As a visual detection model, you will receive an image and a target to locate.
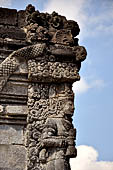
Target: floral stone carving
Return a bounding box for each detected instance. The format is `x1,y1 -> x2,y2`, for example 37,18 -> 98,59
0,4 -> 87,170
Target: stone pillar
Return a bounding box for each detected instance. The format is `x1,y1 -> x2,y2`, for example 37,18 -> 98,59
0,4 -> 87,170
24,4 -> 87,170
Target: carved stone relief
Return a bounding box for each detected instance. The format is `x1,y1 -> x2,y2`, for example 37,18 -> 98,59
26,83 -> 76,170
0,4 -> 87,170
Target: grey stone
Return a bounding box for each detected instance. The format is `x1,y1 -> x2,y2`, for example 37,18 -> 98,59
0,145 -> 27,170
18,10 -> 26,28
0,4 -> 87,170
6,105 -> 28,115
0,105 -> 3,113
1,81 -> 28,96
0,125 -> 24,144
0,8 -> 17,25
0,28 -> 26,40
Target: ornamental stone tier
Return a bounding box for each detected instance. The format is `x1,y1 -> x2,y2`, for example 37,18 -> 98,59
0,4 -> 87,170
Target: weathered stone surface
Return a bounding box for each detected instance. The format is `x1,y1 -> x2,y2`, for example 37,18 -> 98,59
0,28 -> 26,40
6,105 -> 28,115
0,125 -> 24,144
0,4 -> 87,170
0,105 -> 3,113
18,10 -> 26,28
0,116 -> 27,125
0,8 -> 17,25
0,81 -> 28,97
0,145 -> 27,170
28,60 -> 80,82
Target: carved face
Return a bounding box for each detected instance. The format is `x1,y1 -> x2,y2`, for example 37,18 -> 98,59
63,99 -> 74,116
42,119 -> 57,138
51,29 -> 74,45
42,127 -> 56,139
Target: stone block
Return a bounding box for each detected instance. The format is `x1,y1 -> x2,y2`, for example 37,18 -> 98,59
0,145 -> 27,170
0,28 -> 26,40
0,125 -> 24,144
6,105 -> 28,115
0,117 -> 27,125
1,81 -> 28,96
18,10 -> 26,28
0,8 -> 17,25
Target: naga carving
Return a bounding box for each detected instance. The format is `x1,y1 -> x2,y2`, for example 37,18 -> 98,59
0,43 -> 46,91
0,4 -> 87,170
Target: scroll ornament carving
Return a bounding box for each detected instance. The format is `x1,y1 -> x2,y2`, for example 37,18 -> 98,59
25,4 -> 80,45
28,60 -> 80,82
0,45 -> 86,169
26,83 -> 77,170
0,43 -> 86,90
0,4 -> 87,170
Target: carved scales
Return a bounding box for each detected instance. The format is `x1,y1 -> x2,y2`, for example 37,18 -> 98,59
0,4 -> 87,170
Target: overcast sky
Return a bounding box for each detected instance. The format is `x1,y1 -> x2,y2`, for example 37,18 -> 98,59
0,0 -> 113,169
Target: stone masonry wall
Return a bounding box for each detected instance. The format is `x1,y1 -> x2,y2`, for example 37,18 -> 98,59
0,7 -> 27,170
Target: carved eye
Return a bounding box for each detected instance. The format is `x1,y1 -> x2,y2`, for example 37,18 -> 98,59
48,132 -> 53,136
